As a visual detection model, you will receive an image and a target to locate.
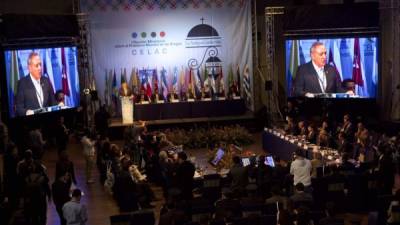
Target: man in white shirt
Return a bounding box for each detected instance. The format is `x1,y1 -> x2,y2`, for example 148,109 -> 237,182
290,149 -> 312,188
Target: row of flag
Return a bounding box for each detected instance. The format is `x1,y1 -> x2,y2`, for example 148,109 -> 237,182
287,38 -> 378,97
103,64 -> 252,109
7,48 -> 79,117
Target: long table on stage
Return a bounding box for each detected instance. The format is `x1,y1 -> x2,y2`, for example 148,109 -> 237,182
134,99 -> 246,120
262,130 -> 315,161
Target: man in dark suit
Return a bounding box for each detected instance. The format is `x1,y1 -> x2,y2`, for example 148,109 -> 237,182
16,52 -> 56,116
293,42 -> 347,97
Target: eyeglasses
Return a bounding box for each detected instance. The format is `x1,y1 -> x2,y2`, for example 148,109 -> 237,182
314,51 -> 327,56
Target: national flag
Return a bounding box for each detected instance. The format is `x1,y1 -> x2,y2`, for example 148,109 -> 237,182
146,70 -> 152,98
17,51 -> 25,77
160,67 -> 168,98
10,51 -> 20,96
195,68 -> 202,96
171,67 -> 178,93
288,40 -> 299,94
111,69 -> 118,115
135,68 -> 141,95
140,69 -> 152,98
363,38 -> 377,97
152,68 -> 159,95
108,69 -> 113,104
205,67 -> 216,96
328,40 -> 342,83
67,47 -> 79,106
104,69 -> 109,106
61,48 -> 70,96
179,67 -> 186,96
243,64 -> 251,106
236,64 -> 241,95
9,51 -> 20,115
202,65 -> 208,82
121,68 -> 127,85
298,41 -> 306,65
188,68 -> 196,98
43,50 -> 55,93
228,64 -> 238,95
129,67 -> 137,95
112,69 -> 118,98
352,38 -> 368,96
217,67 -> 225,97
51,48 -> 62,93
339,39 -> 353,80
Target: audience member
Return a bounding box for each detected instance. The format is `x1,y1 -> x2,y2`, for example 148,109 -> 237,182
387,189 -> 400,224
55,116 -> 69,153
376,145 -> 395,194
175,151 -> 195,200
338,114 -> 354,143
228,156 -> 248,197
306,124 -> 317,144
256,155 -> 273,198
290,149 -> 312,191
28,126 -> 46,160
55,151 -> 77,188
265,185 -> 289,210
81,131 -> 96,184
22,157 -> 51,225
214,188 -> 242,221
113,158 -> 139,212
94,104 -> 110,136
3,142 -> 20,210
297,120 -> 307,137
63,189 -> 88,225
290,183 -> 313,210
285,117 -> 297,135
311,151 -> 323,178
52,172 -> 72,225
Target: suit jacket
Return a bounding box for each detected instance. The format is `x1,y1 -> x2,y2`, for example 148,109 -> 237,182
293,62 -> 343,97
16,75 -> 56,116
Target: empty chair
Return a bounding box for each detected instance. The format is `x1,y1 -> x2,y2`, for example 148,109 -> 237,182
241,197 -> 265,217
130,209 -> 155,225
190,197 -> 215,223
110,214 -> 131,225
202,174 -> 222,202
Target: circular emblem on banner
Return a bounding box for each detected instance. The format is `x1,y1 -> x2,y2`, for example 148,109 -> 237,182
160,31 -> 166,38
141,32 -> 147,38
151,32 -> 157,38
131,32 -> 138,39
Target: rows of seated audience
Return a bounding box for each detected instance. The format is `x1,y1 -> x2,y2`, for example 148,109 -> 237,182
1,106 -> 400,225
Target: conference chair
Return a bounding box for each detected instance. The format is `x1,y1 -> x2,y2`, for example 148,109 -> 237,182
202,174 -> 222,202
110,214 -> 131,225
240,197 -> 265,217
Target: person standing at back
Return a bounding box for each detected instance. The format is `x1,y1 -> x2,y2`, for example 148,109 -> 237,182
290,149 -> 312,192
62,189 -> 88,225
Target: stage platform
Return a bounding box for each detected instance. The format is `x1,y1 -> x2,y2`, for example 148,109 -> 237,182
109,111 -> 255,127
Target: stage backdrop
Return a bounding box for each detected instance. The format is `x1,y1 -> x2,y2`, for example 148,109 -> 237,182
81,0 -> 253,110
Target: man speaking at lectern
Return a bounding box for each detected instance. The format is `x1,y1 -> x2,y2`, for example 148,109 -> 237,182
293,42 -> 346,97
16,52 -> 56,116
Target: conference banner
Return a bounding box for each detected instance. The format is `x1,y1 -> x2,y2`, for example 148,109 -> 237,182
81,0 -> 253,109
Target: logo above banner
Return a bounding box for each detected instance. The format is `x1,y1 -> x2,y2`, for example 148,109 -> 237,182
82,0 -> 246,11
